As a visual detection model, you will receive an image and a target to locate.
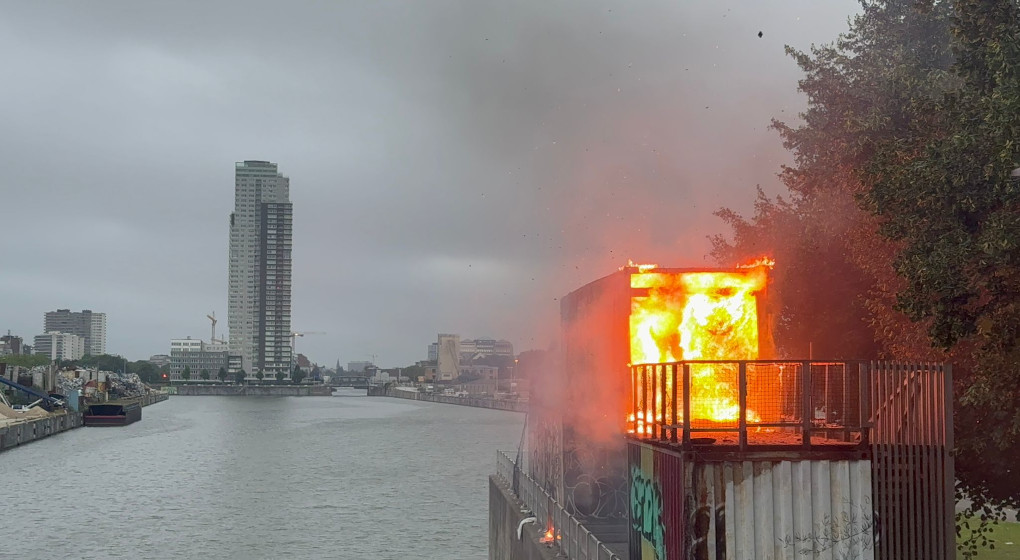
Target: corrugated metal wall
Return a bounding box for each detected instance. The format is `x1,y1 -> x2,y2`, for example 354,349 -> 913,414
629,441 -> 875,560
686,459 -> 873,560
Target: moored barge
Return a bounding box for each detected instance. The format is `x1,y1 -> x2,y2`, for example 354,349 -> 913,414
83,402 -> 141,426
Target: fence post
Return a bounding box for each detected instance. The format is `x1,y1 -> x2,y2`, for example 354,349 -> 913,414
682,363 -> 691,445
739,361 -> 748,450
802,361 -> 812,448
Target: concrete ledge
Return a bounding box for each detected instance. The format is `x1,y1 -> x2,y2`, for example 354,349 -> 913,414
379,387 -> 527,413
174,385 -> 332,396
489,475 -> 561,560
0,411 -> 82,452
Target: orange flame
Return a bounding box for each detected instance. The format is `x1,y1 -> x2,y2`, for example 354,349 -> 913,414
539,526 -> 560,543
629,258 -> 770,425
621,259 -> 659,273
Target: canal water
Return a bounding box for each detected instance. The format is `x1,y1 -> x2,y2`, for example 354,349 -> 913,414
1,395 -> 525,559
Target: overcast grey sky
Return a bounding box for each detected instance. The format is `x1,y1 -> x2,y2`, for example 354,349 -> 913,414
0,1 -> 860,367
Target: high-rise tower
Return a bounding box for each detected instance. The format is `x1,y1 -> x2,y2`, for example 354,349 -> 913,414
228,160 -> 293,378
43,309 -> 106,355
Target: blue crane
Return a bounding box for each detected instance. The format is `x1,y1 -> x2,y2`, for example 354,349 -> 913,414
0,375 -> 65,410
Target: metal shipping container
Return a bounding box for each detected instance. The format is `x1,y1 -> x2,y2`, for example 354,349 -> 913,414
629,441 -> 874,560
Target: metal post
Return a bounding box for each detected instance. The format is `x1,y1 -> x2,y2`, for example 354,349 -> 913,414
659,364 -> 667,442
682,363 -> 691,445
738,361 -> 748,450
802,361 -> 812,448
670,363 -> 679,444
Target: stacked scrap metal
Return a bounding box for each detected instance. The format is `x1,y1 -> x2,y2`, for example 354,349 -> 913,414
105,372 -> 149,398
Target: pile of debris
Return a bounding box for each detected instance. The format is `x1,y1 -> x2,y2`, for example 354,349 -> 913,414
56,374 -> 84,396
106,372 -> 150,399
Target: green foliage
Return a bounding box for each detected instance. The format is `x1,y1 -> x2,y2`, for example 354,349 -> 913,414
0,354 -> 50,368
235,369 -> 247,384
275,370 -> 285,383
131,361 -> 159,383
400,364 -> 425,381
292,366 -> 306,384
200,369 -> 210,380
77,354 -> 130,372
858,0 -> 1020,512
217,367 -> 227,382
182,366 -> 191,381
255,370 -> 264,382
713,1 -> 1020,555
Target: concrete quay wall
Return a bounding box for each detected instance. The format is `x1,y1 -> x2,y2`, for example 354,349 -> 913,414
174,384 -> 333,397
375,386 -> 527,413
0,411 -> 82,452
489,476 -> 559,560
0,391 -> 168,453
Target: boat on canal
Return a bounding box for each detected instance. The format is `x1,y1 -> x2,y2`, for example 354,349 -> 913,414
83,401 -> 142,426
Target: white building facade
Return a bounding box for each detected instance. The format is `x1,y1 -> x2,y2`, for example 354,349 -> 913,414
228,160 -> 293,378
169,337 -> 229,380
33,332 -> 85,361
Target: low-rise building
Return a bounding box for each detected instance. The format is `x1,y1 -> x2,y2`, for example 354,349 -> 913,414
1,333 -> 24,355
169,337 -> 229,380
33,331 -> 85,361
148,354 -> 171,368
347,361 -> 373,373
458,364 -> 499,381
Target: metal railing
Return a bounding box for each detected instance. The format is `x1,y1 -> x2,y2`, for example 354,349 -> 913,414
496,451 -> 620,560
630,360 -> 870,449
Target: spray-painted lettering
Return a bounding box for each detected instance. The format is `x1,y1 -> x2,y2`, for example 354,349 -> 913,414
630,466 -> 666,560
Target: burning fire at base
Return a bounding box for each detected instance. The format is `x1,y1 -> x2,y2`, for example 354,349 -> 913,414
627,258 -> 773,435
539,525 -> 560,544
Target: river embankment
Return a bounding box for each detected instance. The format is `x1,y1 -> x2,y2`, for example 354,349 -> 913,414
0,391 -> 168,452
171,384 -> 332,396
371,385 -> 527,413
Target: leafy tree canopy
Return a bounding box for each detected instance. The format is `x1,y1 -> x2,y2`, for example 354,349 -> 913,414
712,0 -> 1020,552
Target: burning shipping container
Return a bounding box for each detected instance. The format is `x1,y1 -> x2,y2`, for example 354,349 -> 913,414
529,262 -> 954,560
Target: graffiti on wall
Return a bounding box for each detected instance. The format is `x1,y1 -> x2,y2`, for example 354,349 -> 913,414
630,465 -> 666,560
564,441 -> 628,519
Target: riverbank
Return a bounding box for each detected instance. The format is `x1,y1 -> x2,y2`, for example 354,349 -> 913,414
372,386 -> 527,413
0,391 -> 169,453
172,384 -> 332,396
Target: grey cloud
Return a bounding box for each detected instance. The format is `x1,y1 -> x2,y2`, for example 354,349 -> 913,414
0,1 -> 859,366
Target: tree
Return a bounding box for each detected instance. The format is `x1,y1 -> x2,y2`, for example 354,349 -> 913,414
235,369 -> 247,384
217,367 -> 228,383
132,361 -> 159,383
0,354 -> 50,368
275,370 -> 285,384
292,366 -> 306,385
859,0 -> 1020,514
712,1 -> 1017,553
256,370 -> 264,383
200,369 -> 210,381
79,354 -> 131,373
182,366 -> 191,382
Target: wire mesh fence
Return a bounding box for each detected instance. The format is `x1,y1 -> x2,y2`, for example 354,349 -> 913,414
496,450 -> 620,560
629,360 -> 870,448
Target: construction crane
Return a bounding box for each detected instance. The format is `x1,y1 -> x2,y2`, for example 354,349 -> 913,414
290,331 -> 326,358
207,312 -> 217,342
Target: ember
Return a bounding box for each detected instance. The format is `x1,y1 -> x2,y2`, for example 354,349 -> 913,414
628,259 -> 771,432
539,526 -> 559,544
